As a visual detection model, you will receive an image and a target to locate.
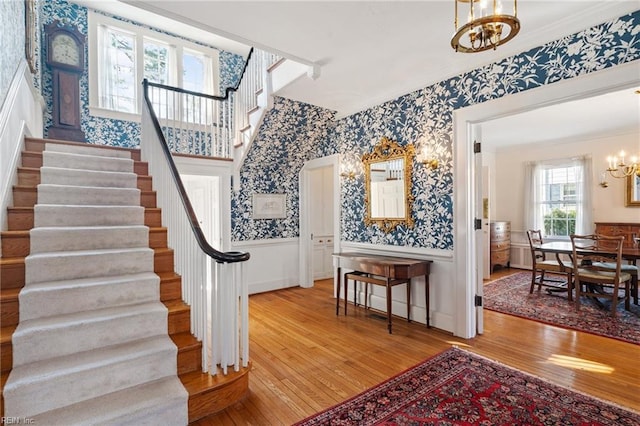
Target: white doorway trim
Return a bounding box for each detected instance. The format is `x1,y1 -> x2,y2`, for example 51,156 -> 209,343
299,154 -> 341,288
453,61 -> 640,339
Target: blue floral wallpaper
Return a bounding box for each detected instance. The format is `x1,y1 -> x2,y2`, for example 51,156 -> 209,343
232,11 -> 640,248
0,0 -> 26,106
1,0 -> 42,106
231,97 -> 335,241
40,0 -> 245,148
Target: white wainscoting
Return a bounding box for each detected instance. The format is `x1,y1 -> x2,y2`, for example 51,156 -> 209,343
0,61 -> 44,237
231,238 -> 300,294
338,241 -> 455,334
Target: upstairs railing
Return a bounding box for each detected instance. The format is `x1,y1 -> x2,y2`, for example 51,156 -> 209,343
235,49 -> 280,139
141,79 -> 250,376
144,48 -> 280,159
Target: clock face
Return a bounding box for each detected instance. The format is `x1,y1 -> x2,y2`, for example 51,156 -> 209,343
51,33 -> 80,66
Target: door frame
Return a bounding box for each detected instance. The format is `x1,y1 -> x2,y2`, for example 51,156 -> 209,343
299,154 -> 341,288
452,61 -> 640,339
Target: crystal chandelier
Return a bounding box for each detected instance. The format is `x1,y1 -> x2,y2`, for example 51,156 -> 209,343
451,0 -> 521,53
606,151 -> 640,179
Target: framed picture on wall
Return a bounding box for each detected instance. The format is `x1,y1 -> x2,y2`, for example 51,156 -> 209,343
25,0 -> 37,73
253,193 -> 286,219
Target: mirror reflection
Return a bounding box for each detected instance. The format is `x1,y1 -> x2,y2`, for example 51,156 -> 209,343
369,158 -> 406,218
363,137 -> 415,232
626,173 -> 640,207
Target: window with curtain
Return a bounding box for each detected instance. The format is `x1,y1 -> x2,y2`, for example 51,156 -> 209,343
89,11 -> 219,121
524,156 -> 593,238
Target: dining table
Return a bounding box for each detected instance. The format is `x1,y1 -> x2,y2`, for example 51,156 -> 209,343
535,240 -> 640,305
536,241 -> 640,263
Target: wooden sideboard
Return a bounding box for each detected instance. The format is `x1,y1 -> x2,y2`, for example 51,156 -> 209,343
595,222 -> 640,249
490,221 -> 511,272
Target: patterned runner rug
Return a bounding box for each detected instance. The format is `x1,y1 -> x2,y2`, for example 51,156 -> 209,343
294,347 -> 639,425
483,271 -> 640,345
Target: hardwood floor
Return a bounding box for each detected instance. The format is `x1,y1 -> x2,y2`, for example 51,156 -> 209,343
193,269 -> 640,425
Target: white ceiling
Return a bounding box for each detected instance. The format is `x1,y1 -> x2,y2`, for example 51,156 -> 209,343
77,0 -> 639,144
481,88 -> 640,151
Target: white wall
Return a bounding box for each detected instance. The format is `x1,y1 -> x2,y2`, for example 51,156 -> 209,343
231,238 -> 300,294
489,130 -> 639,241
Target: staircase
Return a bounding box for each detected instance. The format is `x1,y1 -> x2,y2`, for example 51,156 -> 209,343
0,138 -> 249,423
232,53 -> 312,189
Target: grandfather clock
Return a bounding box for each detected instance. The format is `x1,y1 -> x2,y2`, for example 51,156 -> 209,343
45,21 -> 86,142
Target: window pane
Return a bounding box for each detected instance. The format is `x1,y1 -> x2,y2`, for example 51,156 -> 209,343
144,39 -> 170,84
540,164 -> 578,237
183,50 -> 206,92
102,28 -> 136,113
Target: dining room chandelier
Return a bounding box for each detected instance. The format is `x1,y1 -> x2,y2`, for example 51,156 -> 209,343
606,151 -> 640,179
451,0 -> 520,53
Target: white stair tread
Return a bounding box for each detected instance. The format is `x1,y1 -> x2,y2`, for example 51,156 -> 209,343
43,151 -> 134,173
40,166 -> 138,188
29,225 -> 149,253
26,246 -> 153,262
5,335 -> 176,387
31,377 -> 187,426
14,301 -> 168,335
34,204 -> 145,227
45,142 -> 133,159
19,272 -> 160,321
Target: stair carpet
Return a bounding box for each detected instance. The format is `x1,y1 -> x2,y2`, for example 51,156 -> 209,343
2,142 -> 188,424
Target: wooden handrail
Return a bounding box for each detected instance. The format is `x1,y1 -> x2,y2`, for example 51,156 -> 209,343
145,48 -> 254,101
142,78 -> 249,264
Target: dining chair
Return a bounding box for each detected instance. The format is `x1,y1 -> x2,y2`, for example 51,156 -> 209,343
570,234 -> 632,316
526,230 -> 574,300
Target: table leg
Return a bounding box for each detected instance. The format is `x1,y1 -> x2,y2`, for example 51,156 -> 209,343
386,277 -> 392,334
406,279 -> 412,323
335,266 -> 341,316
425,274 -> 430,328
344,272 -> 349,315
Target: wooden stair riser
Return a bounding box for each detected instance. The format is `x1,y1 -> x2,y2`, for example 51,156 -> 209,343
1,232 -> 29,258
0,259 -> 24,290
1,335 -> 13,373
168,306 -> 191,334
159,273 -> 182,302
154,248 -> 175,273
185,372 -> 250,422
17,167 -> 152,191
12,186 -> 157,209
0,293 -> 19,327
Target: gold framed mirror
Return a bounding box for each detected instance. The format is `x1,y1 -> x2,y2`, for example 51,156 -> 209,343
363,137 -> 415,232
626,173 -> 640,207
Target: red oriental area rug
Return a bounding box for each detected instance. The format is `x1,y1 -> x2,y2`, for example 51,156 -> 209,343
294,347 -> 640,426
483,271 -> 640,345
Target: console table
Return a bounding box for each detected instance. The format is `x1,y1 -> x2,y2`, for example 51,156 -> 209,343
333,252 -> 433,334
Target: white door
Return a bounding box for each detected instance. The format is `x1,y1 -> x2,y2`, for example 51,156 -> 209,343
482,166 -> 491,280
299,155 -> 340,289
182,175 -> 220,249
473,135 -> 485,334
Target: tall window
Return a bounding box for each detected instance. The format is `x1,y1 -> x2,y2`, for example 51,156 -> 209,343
524,157 -> 593,238
89,11 -> 219,120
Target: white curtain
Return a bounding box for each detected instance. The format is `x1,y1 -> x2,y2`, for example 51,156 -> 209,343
523,161 -> 542,232
97,24 -> 114,110
574,155 -> 593,234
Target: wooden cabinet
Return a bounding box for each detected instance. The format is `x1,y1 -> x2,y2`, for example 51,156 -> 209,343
594,222 -> 640,249
313,235 -> 334,279
490,221 -> 511,272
